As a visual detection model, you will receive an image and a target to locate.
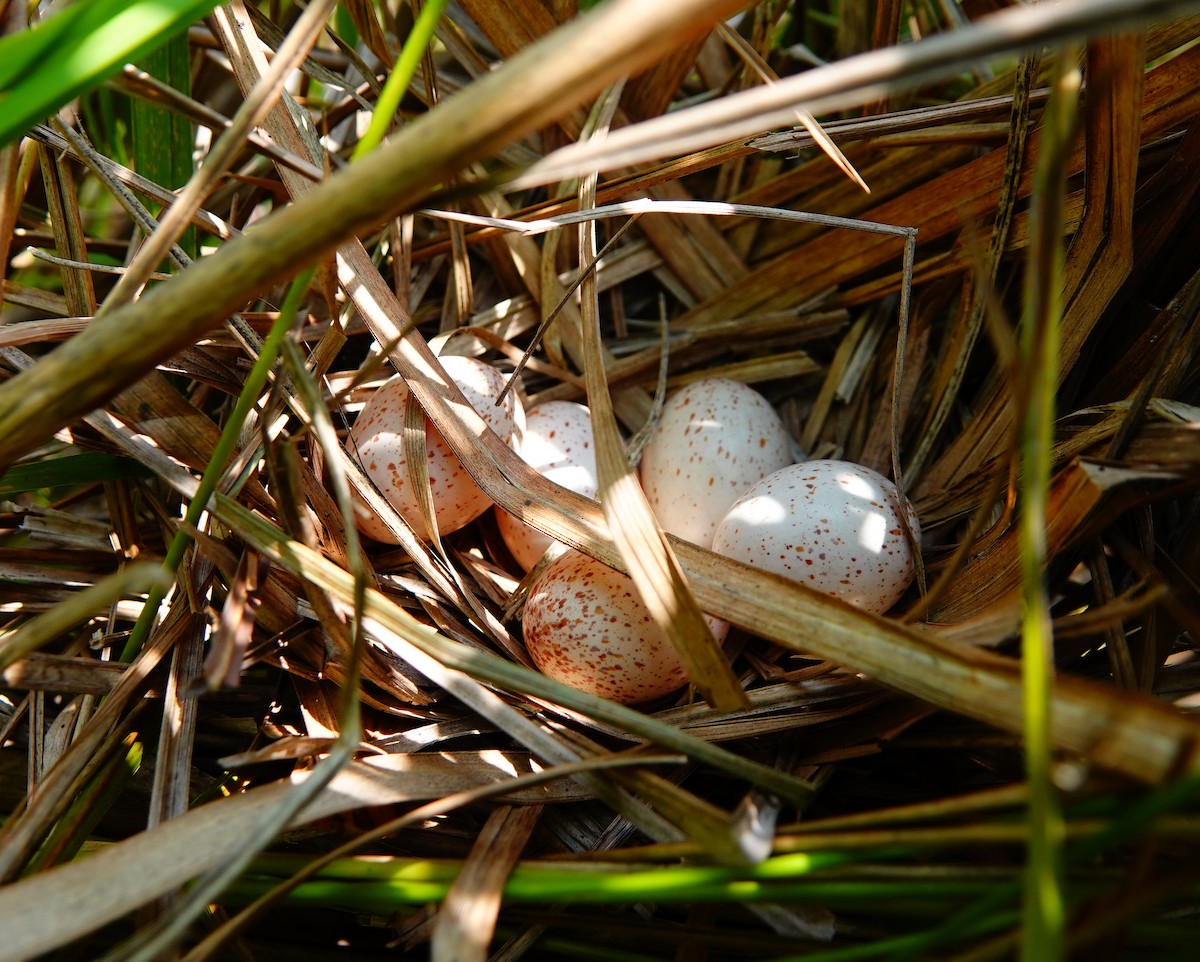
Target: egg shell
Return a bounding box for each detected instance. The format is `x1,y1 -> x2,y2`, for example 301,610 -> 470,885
523,550 -> 728,705
712,459 -> 920,614
348,355 -> 525,542
639,378 -> 797,548
496,400 -> 599,571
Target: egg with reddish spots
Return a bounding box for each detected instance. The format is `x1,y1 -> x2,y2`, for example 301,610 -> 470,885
712,460 -> 920,614
523,550 -> 728,704
348,355 -> 525,542
639,378 -> 798,548
497,401 -> 598,571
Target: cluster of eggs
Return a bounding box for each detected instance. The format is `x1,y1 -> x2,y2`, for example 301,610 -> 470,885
348,362 -> 919,705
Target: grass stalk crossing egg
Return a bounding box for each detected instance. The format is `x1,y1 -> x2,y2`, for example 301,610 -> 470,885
712,459 -> 920,614
640,378 -> 798,548
348,355 -> 525,542
496,400 -> 598,571
522,550 -> 727,705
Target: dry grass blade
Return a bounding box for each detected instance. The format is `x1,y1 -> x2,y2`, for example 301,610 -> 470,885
510,0 -> 1200,187
431,804 -> 541,962
574,91 -> 747,711
907,50 -> 1040,481
715,20 -> 870,193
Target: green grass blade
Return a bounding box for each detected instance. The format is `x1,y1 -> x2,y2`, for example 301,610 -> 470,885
118,267 -> 315,662
130,34 -> 196,260
0,452 -> 151,496
1018,49 -> 1080,962
222,870 -> 1009,913
0,0 -> 221,149
351,0 -> 451,160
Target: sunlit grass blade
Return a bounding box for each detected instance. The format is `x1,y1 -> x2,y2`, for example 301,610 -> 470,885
0,563 -> 166,672
0,0 -> 222,149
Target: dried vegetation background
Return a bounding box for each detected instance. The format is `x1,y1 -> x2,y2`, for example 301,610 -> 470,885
2,0 -> 1200,959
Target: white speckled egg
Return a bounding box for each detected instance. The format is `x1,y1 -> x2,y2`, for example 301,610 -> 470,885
523,550 -> 727,704
640,378 -> 797,548
496,401 -> 598,571
712,459 -> 920,614
348,355 -> 525,542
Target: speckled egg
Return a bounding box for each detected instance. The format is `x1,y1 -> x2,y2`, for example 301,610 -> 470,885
523,550 -> 727,704
496,400 -> 598,571
711,459 -> 920,614
348,355 -> 525,542
640,378 -> 798,548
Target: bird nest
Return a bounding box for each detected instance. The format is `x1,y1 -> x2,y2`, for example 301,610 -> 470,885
2,2 -> 1200,960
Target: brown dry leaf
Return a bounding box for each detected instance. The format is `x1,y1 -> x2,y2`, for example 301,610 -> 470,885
203,551 -> 266,690
431,804 -> 541,962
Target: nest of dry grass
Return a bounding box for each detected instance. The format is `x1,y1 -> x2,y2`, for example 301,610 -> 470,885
3,1 -> 1200,959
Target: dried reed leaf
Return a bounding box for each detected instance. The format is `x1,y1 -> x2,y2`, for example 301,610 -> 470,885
574,99 -> 747,711
510,0 -> 1193,189
922,33 -> 1148,493
2,654 -> 125,695
203,551 -> 263,690
716,20 -> 869,193
431,804 -> 541,962
930,459 -> 1141,622
148,600 -> 206,830
908,51 -> 1040,480
36,144 -> 95,316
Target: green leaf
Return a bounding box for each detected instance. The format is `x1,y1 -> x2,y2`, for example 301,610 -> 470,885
0,0 -> 222,150
0,453 -> 152,497
131,34 -> 196,259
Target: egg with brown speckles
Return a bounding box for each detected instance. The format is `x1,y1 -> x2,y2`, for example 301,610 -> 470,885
496,400 -> 598,571
639,378 -> 798,548
712,460 -> 920,614
523,550 -> 728,704
348,355 -> 525,542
